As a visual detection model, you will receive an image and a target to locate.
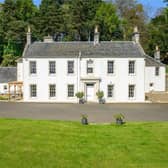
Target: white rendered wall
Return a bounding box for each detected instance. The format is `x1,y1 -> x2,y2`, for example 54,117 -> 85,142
23,57 -> 145,102
145,66 -> 166,92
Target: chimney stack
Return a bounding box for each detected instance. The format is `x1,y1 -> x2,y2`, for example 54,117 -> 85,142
94,25 -> 100,45
26,25 -> 31,45
132,26 -> 140,43
154,45 -> 160,61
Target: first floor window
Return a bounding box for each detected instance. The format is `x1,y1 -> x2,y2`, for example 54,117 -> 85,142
30,84 -> 37,97
128,85 -> 135,98
87,59 -> 94,74
107,85 -> 114,97
107,61 -> 114,74
129,61 -> 135,74
155,67 -> 159,76
68,61 -> 74,74
49,84 -> 56,97
30,61 -> 36,74
68,85 -> 74,97
49,61 -> 56,74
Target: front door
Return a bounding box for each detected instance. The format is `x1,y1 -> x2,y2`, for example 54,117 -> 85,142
86,84 -> 94,101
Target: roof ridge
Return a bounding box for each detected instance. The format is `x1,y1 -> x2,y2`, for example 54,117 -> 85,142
33,41 -> 134,44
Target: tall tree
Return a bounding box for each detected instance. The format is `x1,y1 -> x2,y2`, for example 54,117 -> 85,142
69,0 -> 102,41
114,0 -> 146,41
37,0 -> 63,40
146,7 -> 168,63
95,2 -> 123,41
0,0 -> 38,65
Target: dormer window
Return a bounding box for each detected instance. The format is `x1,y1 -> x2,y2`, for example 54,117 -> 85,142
87,59 -> 94,74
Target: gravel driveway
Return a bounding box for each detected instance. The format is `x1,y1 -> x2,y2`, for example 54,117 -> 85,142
0,102 -> 168,123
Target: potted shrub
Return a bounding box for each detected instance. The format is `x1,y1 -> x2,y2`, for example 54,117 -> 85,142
96,90 -> 105,104
114,113 -> 125,125
75,92 -> 84,104
81,114 -> 88,125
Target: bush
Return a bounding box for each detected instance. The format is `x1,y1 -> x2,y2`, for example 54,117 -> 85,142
96,90 -> 104,99
0,95 -> 8,100
75,92 -> 84,99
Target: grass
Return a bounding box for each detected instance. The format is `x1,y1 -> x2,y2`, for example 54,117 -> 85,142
0,119 -> 168,168
166,65 -> 168,74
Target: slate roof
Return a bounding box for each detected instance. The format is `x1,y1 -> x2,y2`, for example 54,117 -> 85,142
24,41 -> 145,58
0,67 -> 17,83
145,55 -> 165,67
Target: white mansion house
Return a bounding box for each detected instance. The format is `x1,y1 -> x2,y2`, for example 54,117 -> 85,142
17,27 -> 166,103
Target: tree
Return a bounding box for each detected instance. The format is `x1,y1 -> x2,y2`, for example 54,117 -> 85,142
1,40 -> 19,66
114,0 -> 147,41
0,0 -> 38,65
69,0 -> 102,41
146,7 -> 168,63
37,0 -> 63,40
95,2 -> 123,40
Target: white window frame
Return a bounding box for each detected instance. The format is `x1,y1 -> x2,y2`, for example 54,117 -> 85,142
128,60 -> 135,75
29,61 -> 37,75
155,67 -> 160,76
107,84 -> 114,98
30,84 -> 37,98
67,61 -> 74,74
128,84 -> 136,99
67,84 -> 74,97
49,84 -> 56,98
87,59 -> 94,74
107,61 -> 114,74
49,61 -> 56,75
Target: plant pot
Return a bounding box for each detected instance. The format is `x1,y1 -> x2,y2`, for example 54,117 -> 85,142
81,118 -> 88,125
99,98 -> 105,104
116,119 -> 123,125
79,98 -> 85,104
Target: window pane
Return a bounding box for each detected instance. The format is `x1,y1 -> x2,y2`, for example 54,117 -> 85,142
155,67 -> 159,76
30,84 -> 37,97
87,60 -> 94,74
87,67 -> 93,73
129,85 -> 135,98
68,85 -> 74,97
108,61 -> 114,73
68,61 -> 74,74
129,61 -> 135,74
30,61 -> 36,74
49,61 -> 56,74
108,85 -> 114,97
49,84 -> 56,97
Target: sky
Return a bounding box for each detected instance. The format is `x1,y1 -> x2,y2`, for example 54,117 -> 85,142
0,0 -> 167,18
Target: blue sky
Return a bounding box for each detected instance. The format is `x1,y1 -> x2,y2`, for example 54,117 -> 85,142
0,0 -> 167,17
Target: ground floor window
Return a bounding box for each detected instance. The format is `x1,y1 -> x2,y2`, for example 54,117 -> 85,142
30,84 -> 37,97
107,85 -> 114,97
128,85 -> 135,98
68,85 -> 74,97
49,84 -> 56,97
3,85 -> 7,90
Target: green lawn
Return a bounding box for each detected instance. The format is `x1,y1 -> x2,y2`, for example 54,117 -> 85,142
0,119 -> 168,168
